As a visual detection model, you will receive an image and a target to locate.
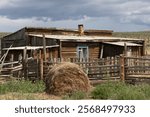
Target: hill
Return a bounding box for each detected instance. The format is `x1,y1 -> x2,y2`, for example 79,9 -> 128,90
0,32 -> 10,39
113,31 -> 150,39
113,31 -> 150,55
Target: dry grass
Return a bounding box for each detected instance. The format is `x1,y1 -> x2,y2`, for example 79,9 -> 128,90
0,92 -> 61,100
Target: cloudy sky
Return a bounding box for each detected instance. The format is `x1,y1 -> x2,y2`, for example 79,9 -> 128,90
0,0 -> 150,32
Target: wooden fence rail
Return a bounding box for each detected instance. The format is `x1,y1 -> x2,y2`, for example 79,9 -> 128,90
1,55 -> 150,82
43,56 -> 150,81
43,56 -> 121,80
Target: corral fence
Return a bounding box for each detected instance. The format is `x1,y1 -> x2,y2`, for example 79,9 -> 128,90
1,55 -> 150,83
43,57 -> 120,81
125,56 -> 150,83
43,55 -> 150,82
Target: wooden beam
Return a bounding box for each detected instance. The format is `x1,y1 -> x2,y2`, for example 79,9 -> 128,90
10,54 -> 14,76
0,44 -> 13,70
43,34 -> 46,61
59,41 -> 62,61
100,44 -> 104,58
143,41 -> 146,56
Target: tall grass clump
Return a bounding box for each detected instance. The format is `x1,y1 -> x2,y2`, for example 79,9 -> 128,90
91,81 -> 150,100
0,80 -> 45,94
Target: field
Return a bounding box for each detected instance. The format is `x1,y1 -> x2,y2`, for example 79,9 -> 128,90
0,80 -> 150,100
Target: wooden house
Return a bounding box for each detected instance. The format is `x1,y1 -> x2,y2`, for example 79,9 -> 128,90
1,25 -> 145,62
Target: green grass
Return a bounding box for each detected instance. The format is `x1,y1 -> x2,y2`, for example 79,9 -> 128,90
63,91 -> 88,100
1,80 -> 150,100
91,81 -> 150,100
0,80 -> 45,94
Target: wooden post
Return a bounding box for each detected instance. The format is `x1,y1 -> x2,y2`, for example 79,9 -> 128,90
100,44 -> 104,58
23,46 -> 27,80
124,42 -> 127,56
39,50 -> 43,80
43,34 -> 46,62
40,58 -> 43,80
120,54 -> 125,81
59,41 -> 62,62
10,54 -> 14,76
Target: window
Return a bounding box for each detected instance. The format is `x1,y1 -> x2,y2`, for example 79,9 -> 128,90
77,46 -> 89,60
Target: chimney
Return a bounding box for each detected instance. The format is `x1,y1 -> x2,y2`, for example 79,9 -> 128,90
78,24 -> 84,36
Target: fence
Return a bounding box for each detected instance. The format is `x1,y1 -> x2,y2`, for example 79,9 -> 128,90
125,56 -> 150,80
43,56 -> 150,82
1,55 -> 150,82
43,57 -> 121,81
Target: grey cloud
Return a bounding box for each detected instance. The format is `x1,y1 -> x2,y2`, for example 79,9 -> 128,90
0,0 -> 150,26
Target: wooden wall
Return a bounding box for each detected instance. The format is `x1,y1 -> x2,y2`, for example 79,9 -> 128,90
33,48 -> 58,60
28,36 -> 56,46
61,42 -> 100,59
130,46 -> 142,57
89,43 -> 100,58
61,42 -> 77,58
102,44 -> 124,58
2,28 -> 26,48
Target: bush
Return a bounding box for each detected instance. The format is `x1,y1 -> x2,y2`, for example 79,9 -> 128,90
91,81 -> 150,100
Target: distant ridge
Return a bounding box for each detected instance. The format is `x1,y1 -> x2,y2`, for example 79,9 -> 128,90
113,31 -> 150,54
0,32 -> 11,38
113,31 -> 150,40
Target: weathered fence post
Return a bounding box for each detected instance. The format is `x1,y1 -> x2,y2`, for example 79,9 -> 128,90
40,59 -> 43,80
42,34 -> 46,62
23,46 -> 27,80
10,54 -> 14,76
120,54 -> 125,81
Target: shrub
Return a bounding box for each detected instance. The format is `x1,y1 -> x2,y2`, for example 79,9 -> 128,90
91,81 -> 150,100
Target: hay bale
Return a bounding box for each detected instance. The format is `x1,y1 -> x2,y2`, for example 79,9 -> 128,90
45,62 -> 90,95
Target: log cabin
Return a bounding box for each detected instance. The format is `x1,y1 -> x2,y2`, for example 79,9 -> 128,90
1,25 -> 145,62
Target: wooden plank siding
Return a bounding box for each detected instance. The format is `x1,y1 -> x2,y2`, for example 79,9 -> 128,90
61,42 -> 77,58
61,42 -> 100,59
89,43 -> 100,58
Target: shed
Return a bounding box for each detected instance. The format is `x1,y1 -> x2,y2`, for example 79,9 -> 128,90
1,25 -> 145,62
